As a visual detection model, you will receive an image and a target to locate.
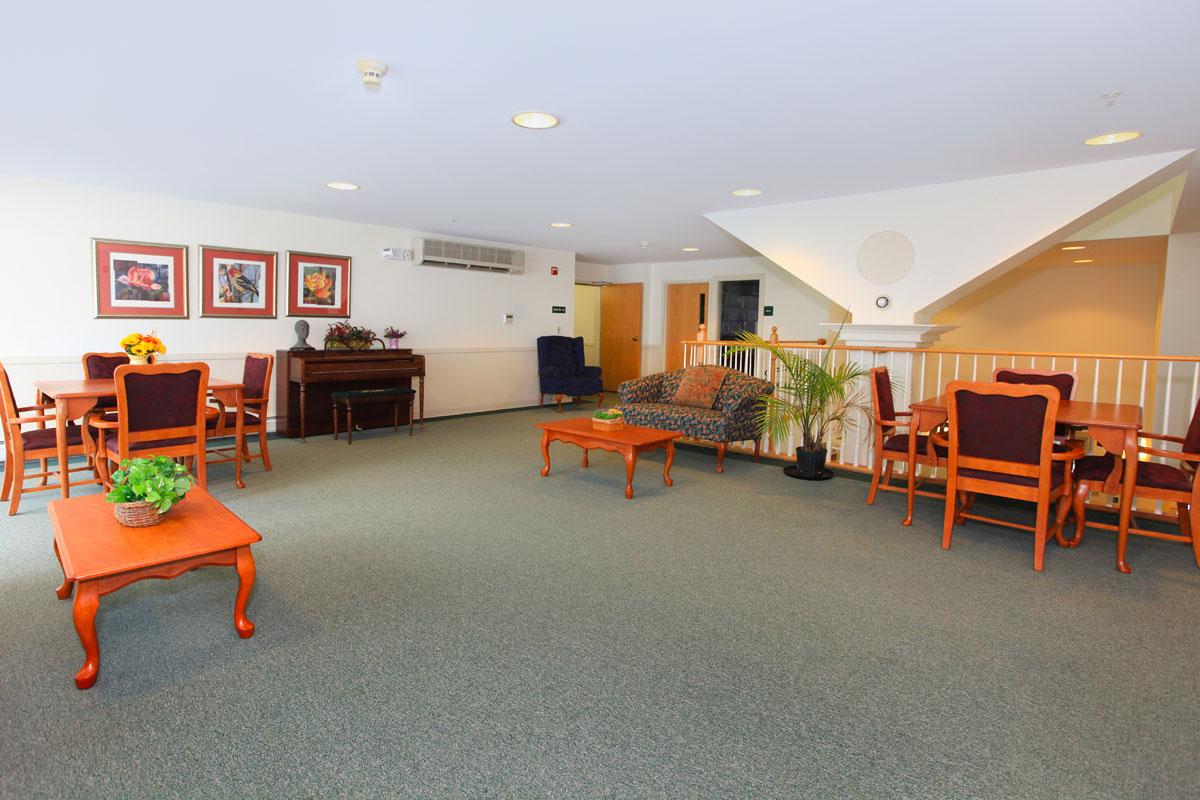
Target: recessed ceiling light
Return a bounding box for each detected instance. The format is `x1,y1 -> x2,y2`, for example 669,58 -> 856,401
1084,131 -> 1141,146
325,181 -> 360,191
549,222 -> 572,229
512,112 -> 559,130
731,188 -> 763,197
1073,258 -> 1095,264
681,247 -> 701,252
1061,245 -> 1086,251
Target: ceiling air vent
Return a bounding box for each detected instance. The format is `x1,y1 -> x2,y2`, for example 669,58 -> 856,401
412,238 -> 525,274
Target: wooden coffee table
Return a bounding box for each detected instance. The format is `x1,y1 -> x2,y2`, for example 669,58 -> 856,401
49,487 -> 262,689
536,417 -> 683,499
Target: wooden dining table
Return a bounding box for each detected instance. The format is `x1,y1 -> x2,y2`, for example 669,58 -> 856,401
33,377 -> 246,496
903,395 -> 1143,572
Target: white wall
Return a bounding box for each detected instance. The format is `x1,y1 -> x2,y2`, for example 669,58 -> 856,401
0,174 -> 576,428
705,151 -> 1193,325
1155,232 -> 1200,437
581,256 -> 831,376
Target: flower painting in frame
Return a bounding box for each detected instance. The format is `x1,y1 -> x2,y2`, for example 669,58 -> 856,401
94,238 -> 188,318
200,245 -> 277,318
286,251 -> 351,317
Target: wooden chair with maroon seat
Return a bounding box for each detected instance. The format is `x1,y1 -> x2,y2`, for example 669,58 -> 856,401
993,368 -> 1079,441
934,381 -> 1084,572
866,366 -> 947,506
207,353 -> 274,476
1067,397 -> 1200,574
1,362 -> 98,515
89,362 -> 211,489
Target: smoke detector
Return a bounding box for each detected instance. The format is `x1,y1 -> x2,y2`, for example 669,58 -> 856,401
355,59 -> 388,92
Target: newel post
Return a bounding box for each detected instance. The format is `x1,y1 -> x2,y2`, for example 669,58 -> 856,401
768,325 -> 779,382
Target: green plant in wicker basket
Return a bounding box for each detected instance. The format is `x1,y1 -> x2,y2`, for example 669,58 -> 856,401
105,456 -> 195,513
593,408 -> 624,420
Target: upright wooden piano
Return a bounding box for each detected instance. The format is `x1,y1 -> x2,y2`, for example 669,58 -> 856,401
276,349 -> 426,439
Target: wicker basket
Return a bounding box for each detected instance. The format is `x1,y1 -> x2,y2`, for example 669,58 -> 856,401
113,501 -> 164,528
592,416 -> 625,431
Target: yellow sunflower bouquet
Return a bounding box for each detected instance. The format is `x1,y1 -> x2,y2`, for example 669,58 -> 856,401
119,332 -> 167,364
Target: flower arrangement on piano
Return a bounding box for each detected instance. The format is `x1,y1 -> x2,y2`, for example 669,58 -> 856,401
383,326 -> 407,349
106,456 -> 195,527
119,332 -> 167,365
324,320 -> 381,350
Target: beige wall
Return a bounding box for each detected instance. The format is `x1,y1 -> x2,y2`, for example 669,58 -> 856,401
934,261 -> 1165,355
574,284 -> 602,366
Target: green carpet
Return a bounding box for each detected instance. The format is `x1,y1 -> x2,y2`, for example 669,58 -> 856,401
2,406 -> 1199,798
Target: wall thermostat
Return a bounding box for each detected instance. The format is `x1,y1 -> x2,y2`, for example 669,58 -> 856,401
875,295 -> 891,309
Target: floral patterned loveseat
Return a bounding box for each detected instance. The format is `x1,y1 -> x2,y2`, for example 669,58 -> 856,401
617,367 -> 774,472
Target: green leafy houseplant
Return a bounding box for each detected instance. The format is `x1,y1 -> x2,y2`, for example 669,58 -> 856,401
593,408 -> 624,420
731,322 -> 870,477
105,456 -> 195,514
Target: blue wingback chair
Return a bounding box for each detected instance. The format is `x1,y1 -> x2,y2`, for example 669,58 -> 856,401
537,335 -> 604,412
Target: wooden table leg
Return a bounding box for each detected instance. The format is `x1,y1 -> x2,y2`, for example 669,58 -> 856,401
903,409 -> 921,526
55,401 -> 71,499
72,580 -> 100,689
332,402 -> 339,440
233,388 -> 244,489
234,546 -> 256,639
581,448 -> 589,468
663,441 -> 675,487
408,397 -> 414,437
394,402 -> 399,432
1115,427 -> 1138,574
623,449 -> 637,499
419,376 -> 425,427
54,540 -> 72,599
540,430 -> 552,476
347,401 -> 353,445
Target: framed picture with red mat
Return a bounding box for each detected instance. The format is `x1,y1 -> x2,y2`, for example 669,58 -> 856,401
93,238 -> 188,319
286,250 -> 351,317
200,245 -> 277,318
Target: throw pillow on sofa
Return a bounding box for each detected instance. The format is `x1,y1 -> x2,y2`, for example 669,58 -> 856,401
672,365 -> 728,409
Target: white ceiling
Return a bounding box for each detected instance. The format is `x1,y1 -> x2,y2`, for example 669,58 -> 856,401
2,1 -> 1198,263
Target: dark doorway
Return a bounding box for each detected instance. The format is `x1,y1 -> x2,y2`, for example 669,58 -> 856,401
719,279 -> 760,371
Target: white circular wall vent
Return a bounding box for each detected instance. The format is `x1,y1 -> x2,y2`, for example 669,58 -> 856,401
857,231 -> 915,286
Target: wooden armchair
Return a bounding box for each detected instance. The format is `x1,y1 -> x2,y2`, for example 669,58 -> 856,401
866,366 -> 947,507
935,381 -> 1084,572
1067,397 -> 1200,573
1,362 -> 97,514
90,362 -> 210,489
208,353 -> 274,478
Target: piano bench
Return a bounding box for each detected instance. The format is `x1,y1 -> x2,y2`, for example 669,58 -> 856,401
331,388 -> 416,444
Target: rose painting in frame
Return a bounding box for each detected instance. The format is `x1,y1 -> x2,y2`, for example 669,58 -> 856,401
93,238 -> 188,318
286,251 -> 351,317
200,245 -> 277,318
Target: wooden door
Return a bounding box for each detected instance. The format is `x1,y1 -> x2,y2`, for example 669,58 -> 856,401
665,282 -> 708,372
600,283 -> 643,391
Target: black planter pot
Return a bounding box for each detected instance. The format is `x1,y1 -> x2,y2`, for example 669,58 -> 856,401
784,447 -> 834,481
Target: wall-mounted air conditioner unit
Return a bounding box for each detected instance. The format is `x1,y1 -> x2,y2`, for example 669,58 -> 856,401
412,237 -> 525,274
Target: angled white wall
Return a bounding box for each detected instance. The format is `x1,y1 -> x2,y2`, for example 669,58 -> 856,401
705,151 -> 1194,332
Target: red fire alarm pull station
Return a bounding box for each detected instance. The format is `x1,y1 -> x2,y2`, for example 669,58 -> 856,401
550,265 -> 559,276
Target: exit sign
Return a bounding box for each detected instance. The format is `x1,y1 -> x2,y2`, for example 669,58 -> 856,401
552,305 -> 566,314
763,305 -> 774,316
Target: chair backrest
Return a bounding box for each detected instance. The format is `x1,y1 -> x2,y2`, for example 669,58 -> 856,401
1183,396 -> 1200,457
82,352 -> 155,379
992,368 -> 1077,400
242,353 -> 274,402
113,362 -> 210,451
0,362 -> 19,432
946,380 -> 1059,482
869,367 -> 896,426
536,336 -> 585,375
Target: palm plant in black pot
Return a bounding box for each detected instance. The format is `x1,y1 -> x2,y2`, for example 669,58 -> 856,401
732,324 -> 870,479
